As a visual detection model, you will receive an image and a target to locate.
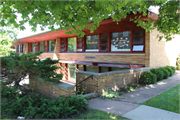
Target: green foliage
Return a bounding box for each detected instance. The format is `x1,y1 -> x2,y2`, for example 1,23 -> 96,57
177,54 -> 180,70
1,86 -> 88,119
150,68 -> 164,81
0,1 -> 179,40
164,66 -> 174,76
140,71 -> 157,85
119,83 -> 142,94
158,67 -> 170,79
1,52 -> 62,86
100,91 -> 119,99
170,66 -> 176,73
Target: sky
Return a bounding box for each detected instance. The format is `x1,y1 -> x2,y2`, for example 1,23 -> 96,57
16,6 -> 159,39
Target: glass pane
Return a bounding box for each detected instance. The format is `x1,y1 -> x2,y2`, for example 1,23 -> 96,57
133,37 -> 144,44
111,67 -> 127,71
111,31 -> 131,51
101,67 -> 108,73
32,43 -> 35,52
68,64 -> 76,83
78,65 -> 83,71
19,45 -> 21,53
44,41 -> 47,52
23,44 -> 26,52
86,35 -> 99,51
39,42 -> 43,51
86,65 -> 99,73
68,37 -> 76,52
49,40 -> 54,52
133,45 -> 144,51
101,34 -> 108,39
133,30 -> 144,36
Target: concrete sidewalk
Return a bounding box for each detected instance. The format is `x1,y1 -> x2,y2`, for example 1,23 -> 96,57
88,71 -> 180,120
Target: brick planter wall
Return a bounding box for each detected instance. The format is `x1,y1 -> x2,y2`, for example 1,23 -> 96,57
76,67 -> 150,96
29,75 -> 75,99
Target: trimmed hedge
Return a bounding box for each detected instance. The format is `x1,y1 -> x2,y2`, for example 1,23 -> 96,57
158,67 -> 170,79
140,71 -> 157,85
150,68 -> 164,81
164,66 -> 174,76
170,66 -> 176,73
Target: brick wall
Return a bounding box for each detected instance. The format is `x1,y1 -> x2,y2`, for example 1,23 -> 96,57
149,29 -> 180,68
76,67 -> 150,95
29,75 -> 75,99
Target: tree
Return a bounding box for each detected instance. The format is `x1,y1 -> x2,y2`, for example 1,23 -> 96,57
1,51 -> 62,87
0,26 -> 18,55
0,0 -> 179,41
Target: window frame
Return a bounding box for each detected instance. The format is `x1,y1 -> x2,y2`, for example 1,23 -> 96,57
85,34 -> 100,53
67,37 -> 77,52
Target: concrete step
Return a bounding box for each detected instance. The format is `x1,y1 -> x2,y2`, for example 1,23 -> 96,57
83,92 -> 98,99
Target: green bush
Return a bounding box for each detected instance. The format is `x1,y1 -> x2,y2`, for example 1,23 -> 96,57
158,67 -> 170,79
164,66 -> 174,76
1,86 -> 88,119
170,66 -> 176,73
140,71 -> 157,85
177,54 -> 180,70
150,68 -> 164,81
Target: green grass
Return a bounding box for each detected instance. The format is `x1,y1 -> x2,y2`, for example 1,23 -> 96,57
142,84 -> 180,113
1,116 -> 10,119
71,109 -> 127,119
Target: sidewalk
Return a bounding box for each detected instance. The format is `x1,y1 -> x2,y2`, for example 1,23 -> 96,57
88,71 -> 180,120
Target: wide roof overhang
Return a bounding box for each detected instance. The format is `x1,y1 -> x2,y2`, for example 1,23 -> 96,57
14,10 -> 158,46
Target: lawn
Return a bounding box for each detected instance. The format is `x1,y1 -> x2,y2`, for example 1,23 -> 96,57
71,109 -> 127,119
142,84 -> 180,113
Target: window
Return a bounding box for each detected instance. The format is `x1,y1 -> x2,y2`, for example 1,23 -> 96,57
68,37 -> 76,52
77,65 -> 84,71
44,41 -> 47,52
39,42 -> 43,51
32,43 -> 35,52
68,64 -> 76,83
86,35 -> 99,52
23,44 -> 26,52
60,39 -> 66,52
111,31 -> 131,51
28,43 -> 32,52
49,40 -> 55,52
132,30 -> 144,52
110,67 -> 127,71
100,67 -> 109,73
77,37 -> 83,52
100,34 -> 108,52
86,65 -> 99,73
18,45 -> 21,53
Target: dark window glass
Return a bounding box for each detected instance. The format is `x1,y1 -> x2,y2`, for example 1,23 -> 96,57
44,41 -> 47,52
39,42 -> 43,51
32,43 -> 35,52
23,44 -> 26,52
68,37 -> 76,52
110,67 -> 127,71
49,40 -> 54,52
133,37 -> 144,44
101,67 -> 108,73
111,31 -> 131,51
86,35 -> 99,52
133,30 -> 144,36
86,65 -> 99,73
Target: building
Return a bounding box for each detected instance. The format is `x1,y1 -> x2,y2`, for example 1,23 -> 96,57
13,10 -> 180,97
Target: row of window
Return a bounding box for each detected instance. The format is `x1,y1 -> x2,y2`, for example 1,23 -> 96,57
28,40 -> 55,53
14,44 -> 26,53
61,29 -> 145,53
15,29 -> 145,53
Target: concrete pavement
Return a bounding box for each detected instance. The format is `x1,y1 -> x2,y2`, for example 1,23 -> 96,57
88,71 -> 180,120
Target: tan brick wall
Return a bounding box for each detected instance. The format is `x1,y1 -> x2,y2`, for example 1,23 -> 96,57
150,29 -> 180,68
29,75 -> 74,99
76,67 -> 150,95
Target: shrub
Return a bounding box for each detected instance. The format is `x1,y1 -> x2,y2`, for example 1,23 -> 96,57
177,54 -> 180,70
140,71 -> 157,85
158,67 -> 170,79
1,86 -> 88,119
164,66 -> 174,76
100,91 -> 119,99
150,68 -> 164,81
170,66 -> 176,73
